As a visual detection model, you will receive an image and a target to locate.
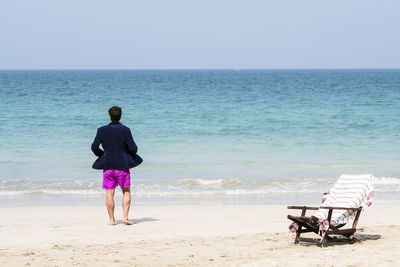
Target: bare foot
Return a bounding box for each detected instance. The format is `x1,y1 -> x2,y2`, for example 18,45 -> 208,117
108,219 -> 116,225
122,220 -> 133,225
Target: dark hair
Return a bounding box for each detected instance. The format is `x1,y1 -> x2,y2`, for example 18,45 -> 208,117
108,106 -> 122,121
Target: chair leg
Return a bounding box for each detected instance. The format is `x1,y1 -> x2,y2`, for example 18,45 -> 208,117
294,207 -> 307,244
321,235 -> 328,247
295,225 -> 302,244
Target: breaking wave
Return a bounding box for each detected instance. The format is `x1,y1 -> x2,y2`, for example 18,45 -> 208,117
1,176 -> 399,198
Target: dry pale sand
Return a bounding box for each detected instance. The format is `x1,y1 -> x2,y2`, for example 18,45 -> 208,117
0,204 -> 399,266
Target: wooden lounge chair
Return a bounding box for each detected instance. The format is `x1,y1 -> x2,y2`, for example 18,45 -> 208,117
287,205 -> 362,247
287,174 -> 374,247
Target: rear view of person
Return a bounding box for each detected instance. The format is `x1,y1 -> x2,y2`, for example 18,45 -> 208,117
91,106 -> 142,225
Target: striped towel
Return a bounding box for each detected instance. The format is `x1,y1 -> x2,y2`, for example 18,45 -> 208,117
313,174 -> 374,227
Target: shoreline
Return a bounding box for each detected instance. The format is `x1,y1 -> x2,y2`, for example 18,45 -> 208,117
1,204 -> 399,266
1,191 -> 399,208
2,175 -> 399,208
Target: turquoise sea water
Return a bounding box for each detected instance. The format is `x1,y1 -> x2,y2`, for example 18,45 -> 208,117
0,70 -> 399,206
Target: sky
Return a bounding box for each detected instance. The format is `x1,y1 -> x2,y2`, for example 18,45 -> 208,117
1,0 -> 400,69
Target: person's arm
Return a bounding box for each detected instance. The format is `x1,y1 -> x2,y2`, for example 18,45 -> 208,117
126,128 -> 138,155
91,128 -> 104,157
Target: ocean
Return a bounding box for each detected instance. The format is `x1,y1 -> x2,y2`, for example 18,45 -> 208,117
0,70 -> 399,206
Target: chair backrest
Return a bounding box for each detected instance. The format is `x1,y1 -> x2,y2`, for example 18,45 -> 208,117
313,174 -> 374,226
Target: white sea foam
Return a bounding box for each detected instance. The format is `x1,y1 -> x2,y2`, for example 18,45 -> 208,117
374,177 -> 400,185
173,178 -> 243,187
0,189 -> 102,196
41,189 -> 102,195
0,176 -> 399,199
0,190 -> 32,196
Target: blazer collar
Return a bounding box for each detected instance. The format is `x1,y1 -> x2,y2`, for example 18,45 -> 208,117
109,121 -> 121,125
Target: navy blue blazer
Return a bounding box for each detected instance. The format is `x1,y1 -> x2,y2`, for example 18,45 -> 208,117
91,121 -> 142,170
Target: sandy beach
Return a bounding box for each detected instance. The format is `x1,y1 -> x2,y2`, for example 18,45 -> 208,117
0,204 -> 399,266
2,0 -> 400,265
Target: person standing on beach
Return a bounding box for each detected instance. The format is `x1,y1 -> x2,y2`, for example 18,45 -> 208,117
91,106 -> 142,225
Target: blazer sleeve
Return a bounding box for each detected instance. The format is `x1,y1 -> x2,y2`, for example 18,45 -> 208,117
126,128 -> 138,155
91,128 -> 104,157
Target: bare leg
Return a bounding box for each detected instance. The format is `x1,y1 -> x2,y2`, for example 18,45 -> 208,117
122,187 -> 132,225
106,189 -> 116,225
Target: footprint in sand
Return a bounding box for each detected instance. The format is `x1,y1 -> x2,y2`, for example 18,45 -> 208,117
22,251 -> 35,256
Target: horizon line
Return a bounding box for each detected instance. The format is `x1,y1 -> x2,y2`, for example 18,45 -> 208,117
1,67 -> 400,71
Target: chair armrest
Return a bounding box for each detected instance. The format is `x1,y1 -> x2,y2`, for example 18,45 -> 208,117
287,206 -> 319,210
319,206 -> 362,211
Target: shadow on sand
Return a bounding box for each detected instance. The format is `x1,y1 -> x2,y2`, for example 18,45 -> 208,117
114,217 -> 159,225
299,233 -> 381,247
133,217 -> 159,224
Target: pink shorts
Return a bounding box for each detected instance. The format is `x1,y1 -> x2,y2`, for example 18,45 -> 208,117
103,169 -> 130,190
